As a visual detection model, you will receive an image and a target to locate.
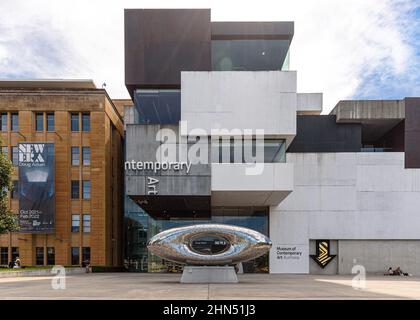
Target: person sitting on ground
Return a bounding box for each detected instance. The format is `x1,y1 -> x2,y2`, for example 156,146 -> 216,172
385,267 -> 394,275
396,266 -> 411,276
394,266 -> 403,276
13,257 -> 21,268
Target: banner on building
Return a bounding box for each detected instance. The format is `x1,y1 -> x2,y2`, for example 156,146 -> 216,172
18,143 -> 55,233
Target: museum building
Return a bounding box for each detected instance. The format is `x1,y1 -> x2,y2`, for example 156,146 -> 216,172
122,9 -> 420,275
1,9 -> 420,275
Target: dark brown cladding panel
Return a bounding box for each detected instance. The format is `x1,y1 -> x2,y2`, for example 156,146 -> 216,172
404,97 -> 420,168
211,21 -> 294,40
124,9 -> 211,95
287,115 -> 362,153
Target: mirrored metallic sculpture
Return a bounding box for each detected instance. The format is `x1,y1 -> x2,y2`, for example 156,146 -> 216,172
147,224 -> 272,265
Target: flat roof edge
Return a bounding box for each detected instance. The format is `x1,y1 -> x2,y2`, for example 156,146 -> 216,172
0,79 -> 97,90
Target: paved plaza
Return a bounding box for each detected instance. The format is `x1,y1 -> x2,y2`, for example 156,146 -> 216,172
0,273 -> 419,300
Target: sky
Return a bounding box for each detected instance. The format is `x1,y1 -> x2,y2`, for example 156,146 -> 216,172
0,0 -> 418,113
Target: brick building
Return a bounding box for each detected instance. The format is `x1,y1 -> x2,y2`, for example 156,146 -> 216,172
0,80 -> 123,267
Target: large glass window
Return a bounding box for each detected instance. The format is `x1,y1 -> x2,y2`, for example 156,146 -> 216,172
0,113 -> 7,131
124,198 -> 269,273
82,180 -> 91,199
35,113 -> 44,131
71,147 -> 80,166
46,113 -> 55,131
214,140 -> 234,163
71,247 -> 80,265
0,247 -> 8,265
83,214 -> 91,233
82,147 -> 90,166
47,247 -> 55,265
82,113 -> 90,132
35,247 -> 44,265
212,39 -> 290,71
263,139 -> 286,163
71,113 -> 79,131
71,181 -> 80,199
71,214 -> 80,232
134,90 -> 181,125
211,139 -> 286,163
11,146 -> 18,166
11,113 -> 18,131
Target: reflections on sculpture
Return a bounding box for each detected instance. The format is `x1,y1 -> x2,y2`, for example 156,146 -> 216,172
147,224 -> 272,265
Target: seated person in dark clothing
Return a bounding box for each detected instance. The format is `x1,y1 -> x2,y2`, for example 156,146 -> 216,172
385,267 -> 394,275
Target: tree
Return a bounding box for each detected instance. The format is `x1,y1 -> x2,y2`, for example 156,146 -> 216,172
0,138 -> 19,234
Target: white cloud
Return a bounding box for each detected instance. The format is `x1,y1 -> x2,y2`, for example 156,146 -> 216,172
0,0 -> 418,113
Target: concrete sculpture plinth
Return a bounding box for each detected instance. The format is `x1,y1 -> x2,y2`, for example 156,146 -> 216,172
181,266 -> 238,283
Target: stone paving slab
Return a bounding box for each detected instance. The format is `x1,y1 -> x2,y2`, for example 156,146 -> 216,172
0,273 -> 419,300
0,267 -> 85,278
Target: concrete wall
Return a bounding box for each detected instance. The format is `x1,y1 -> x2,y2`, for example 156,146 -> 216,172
211,163 -> 294,206
297,93 -> 322,115
181,71 -> 297,146
331,100 -> 405,122
338,240 -> 420,275
270,152 -> 420,274
124,105 -> 138,128
125,124 -> 211,197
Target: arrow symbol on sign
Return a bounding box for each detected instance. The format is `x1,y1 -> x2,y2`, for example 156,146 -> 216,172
310,240 -> 336,268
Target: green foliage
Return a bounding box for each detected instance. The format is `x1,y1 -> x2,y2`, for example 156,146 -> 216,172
0,138 -> 19,234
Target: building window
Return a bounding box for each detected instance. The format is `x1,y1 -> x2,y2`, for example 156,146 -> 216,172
71,214 -> 80,232
71,181 -> 80,199
212,39 -> 291,71
82,180 -> 91,199
11,146 -> 18,166
0,146 -> 8,157
83,214 -> 91,233
82,247 -> 91,263
71,247 -> 80,265
71,113 -> 79,132
71,147 -> 80,166
35,113 -> 44,131
82,113 -> 90,132
0,247 -> 8,265
11,113 -> 18,132
0,113 -> 7,131
11,180 -> 18,199
47,247 -> 55,265
263,139 -> 286,163
11,247 -> 19,262
212,138 -> 286,163
46,113 -> 55,131
82,147 -> 90,166
134,90 -> 181,124
35,247 -> 44,265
